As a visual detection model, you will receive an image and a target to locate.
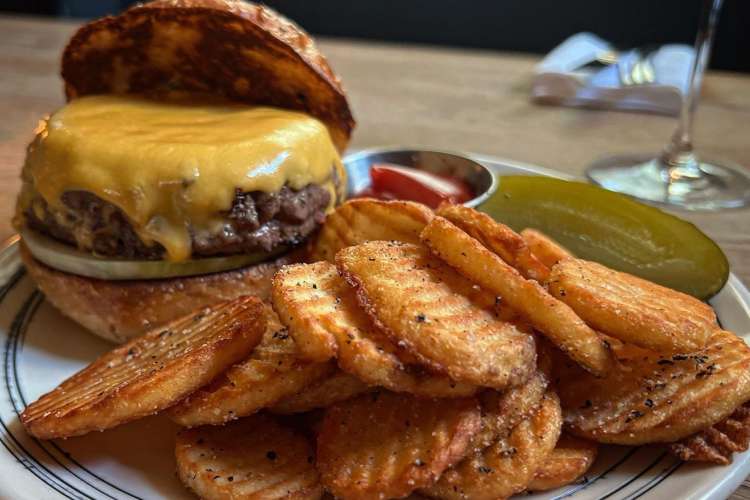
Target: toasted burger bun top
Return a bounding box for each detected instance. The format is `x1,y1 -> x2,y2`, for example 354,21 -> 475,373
61,0 -> 354,152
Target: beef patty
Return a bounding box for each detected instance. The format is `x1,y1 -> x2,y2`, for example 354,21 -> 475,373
25,184 -> 332,259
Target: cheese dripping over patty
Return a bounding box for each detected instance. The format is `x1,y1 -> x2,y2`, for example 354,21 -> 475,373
19,95 -> 344,261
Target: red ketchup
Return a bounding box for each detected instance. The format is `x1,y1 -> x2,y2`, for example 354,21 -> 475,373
355,163 -> 473,208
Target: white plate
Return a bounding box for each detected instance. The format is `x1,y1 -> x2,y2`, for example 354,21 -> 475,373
0,154 -> 748,500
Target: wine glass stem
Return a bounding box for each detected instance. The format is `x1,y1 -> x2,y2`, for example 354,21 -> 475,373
660,0 -> 724,178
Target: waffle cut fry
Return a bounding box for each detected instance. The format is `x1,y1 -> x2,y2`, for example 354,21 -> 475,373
317,391 -> 481,499
669,401 -> 750,465
271,370 -> 372,414
473,370 -> 549,451
21,296 -> 266,439
528,434 -> 598,492
437,204 -> 550,282
548,258 -> 718,354
274,261 -> 477,397
337,241 -> 537,389
559,330 -> 750,444
176,414 -> 323,500
421,391 -> 562,500
168,305 -> 334,427
520,228 -> 573,268
310,199 -> 433,262
420,216 -> 611,376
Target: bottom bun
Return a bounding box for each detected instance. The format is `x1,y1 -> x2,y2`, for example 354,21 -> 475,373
20,243 -> 302,343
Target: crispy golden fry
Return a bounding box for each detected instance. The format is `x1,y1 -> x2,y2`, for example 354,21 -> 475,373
548,258 -> 718,354
310,199 -> 434,263
272,263 -> 338,362
437,204 -> 549,282
421,217 -> 611,376
336,241 -> 536,389
527,434 -> 598,492
669,402 -> 750,465
275,261 -> 477,397
558,330 -> 750,444
21,296 -> 266,439
176,414 -> 323,500
317,391 -> 481,499
422,391 -> 562,500
168,306 -> 334,427
520,228 -> 573,268
271,370 -> 372,414
473,371 -> 549,450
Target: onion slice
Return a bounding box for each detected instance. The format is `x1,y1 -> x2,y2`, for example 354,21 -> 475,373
21,228 -> 285,280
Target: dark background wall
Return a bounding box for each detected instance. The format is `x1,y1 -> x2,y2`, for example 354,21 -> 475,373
2,0 -> 748,73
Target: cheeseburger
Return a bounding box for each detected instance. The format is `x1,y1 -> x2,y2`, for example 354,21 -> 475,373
14,0 -> 354,342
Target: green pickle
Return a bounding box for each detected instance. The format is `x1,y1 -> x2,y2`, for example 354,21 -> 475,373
478,176 -> 729,300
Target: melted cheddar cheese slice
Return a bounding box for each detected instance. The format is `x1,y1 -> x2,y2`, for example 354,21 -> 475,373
20,95 -> 344,261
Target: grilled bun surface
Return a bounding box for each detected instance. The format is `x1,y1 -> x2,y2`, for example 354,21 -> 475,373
62,0 -> 354,151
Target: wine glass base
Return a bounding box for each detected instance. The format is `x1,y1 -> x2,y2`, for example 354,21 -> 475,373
586,154 -> 750,210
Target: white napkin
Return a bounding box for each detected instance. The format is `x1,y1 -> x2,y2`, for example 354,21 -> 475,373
532,33 -> 694,115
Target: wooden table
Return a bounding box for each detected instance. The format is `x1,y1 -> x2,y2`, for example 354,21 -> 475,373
1,14 -> 749,499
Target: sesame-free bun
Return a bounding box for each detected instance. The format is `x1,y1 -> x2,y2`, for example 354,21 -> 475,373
21,244 -> 303,343
61,0 -> 354,151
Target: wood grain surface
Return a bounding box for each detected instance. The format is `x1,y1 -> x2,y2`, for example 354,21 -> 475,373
0,13 -> 749,498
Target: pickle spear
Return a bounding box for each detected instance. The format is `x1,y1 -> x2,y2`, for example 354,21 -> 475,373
478,176 -> 729,300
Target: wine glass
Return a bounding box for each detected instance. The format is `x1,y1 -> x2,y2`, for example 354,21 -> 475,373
586,0 -> 750,210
